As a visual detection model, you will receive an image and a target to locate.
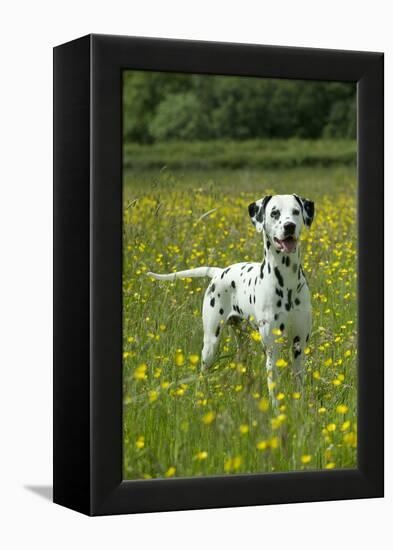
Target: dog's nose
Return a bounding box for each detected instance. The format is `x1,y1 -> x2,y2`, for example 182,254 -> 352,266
284,221 -> 296,235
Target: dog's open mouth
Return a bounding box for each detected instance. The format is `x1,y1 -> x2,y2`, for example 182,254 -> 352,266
274,236 -> 297,253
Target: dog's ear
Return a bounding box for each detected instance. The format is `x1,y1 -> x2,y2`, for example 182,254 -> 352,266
293,194 -> 315,228
248,195 -> 272,233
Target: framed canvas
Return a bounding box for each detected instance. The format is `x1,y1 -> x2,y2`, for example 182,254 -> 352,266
53,34 -> 384,516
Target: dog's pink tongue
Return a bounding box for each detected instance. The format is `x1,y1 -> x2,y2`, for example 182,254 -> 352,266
281,239 -> 296,253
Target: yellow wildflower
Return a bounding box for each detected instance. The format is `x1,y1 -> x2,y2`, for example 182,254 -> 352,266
258,398 -> 269,411
202,411 -> 216,425
189,354 -> 199,365
134,363 -> 148,380
195,451 -> 208,461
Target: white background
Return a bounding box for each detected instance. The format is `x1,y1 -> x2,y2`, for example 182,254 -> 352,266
0,1 -> 390,548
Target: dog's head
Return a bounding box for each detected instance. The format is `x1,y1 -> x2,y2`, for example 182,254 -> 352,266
248,194 -> 314,254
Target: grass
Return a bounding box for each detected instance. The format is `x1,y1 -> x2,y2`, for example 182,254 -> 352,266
122,160 -> 357,480
123,138 -> 356,171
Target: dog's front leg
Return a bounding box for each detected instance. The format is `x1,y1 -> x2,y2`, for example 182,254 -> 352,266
263,338 -> 280,407
292,336 -> 306,389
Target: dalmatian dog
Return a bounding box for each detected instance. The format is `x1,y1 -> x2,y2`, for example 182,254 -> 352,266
147,194 -> 314,402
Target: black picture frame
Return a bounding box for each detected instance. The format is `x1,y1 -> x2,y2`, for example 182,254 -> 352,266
53,34 -> 384,516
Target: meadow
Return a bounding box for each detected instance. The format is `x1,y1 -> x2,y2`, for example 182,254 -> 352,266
122,141 -> 357,480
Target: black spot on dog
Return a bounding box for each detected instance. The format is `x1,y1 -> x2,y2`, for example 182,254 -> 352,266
266,239 -> 271,249
297,282 -> 305,294
306,333 -> 309,342
253,295 -> 256,304
249,295 -> 252,304
293,336 -> 301,358
241,265 -> 247,271
247,266 -> 253,272
293,263 -> 298,274
277,300 -> 282,307
301,266 -> 308,286
279,323 -> 284,332
219,308 -> 224,315
274,267 -> 284,287
231,280 -> 236,289
260,260 -> 265,279
248,279 -> 251,286
211,284 -> 215,292
282,256 -> 285,265
255,277 -> 258,285
274,313 -> 279,320
215,326 -> 220,337
268,263 -> 271,274
275,288 -> 283,298
285,256 -> 290,267
298,266 -> 301,280
210,298 -> 215,307
218,293 -> 220,298
285,289 -> 293,311
295,298 -> 300,306
221,267 -> 231,279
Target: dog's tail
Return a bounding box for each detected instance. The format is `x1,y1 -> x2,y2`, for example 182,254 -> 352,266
147,266 -> 220,281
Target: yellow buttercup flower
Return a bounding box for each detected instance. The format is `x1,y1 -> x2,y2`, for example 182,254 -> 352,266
258,398 -> 269,411
327,423 -> 336,432
275,358 -> 288,368
135,436 -> 145,449
148,390 -> 158,403
202,411 -> 216,425
195,451 -> 208,461
175,351 -> 185,366
189,354 -> 199,365
336,404 -> 348,414
250,331 -> 262,342
301,454 -> 312,464
134,363 -> 148,380
239,424 -> 249,434
341,420 -> 351,432
165,466 -> 176,477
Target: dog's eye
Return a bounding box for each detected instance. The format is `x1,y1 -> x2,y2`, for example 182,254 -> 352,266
270,210 -> 280,219
293,209 -> 300,216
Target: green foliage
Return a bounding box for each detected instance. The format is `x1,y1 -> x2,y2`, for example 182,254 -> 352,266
123,71 -> 357,143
